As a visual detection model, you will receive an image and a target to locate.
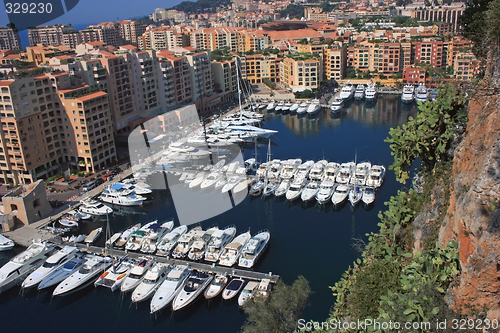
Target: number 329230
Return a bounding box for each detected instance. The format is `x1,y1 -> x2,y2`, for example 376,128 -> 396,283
5,3 -> 53,13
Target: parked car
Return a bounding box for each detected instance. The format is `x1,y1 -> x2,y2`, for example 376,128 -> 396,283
102,173 -> 114,181
95,178 -> 104,186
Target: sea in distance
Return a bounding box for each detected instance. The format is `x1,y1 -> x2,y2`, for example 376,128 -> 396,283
0,95 -> 418,333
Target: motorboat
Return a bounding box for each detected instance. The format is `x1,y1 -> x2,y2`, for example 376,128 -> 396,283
238,281 -> 259,306
222,278 -> 245,300
365,83 -> 377,102
112,182 -> 152,195
120,257 -> 154,293
315,180 -> 335,204
296,102 -> 308,115
309,160 -> 327,181
79,199 -> 113,216
183,173 -> 196,184
125,220 -> 159,252
113,223 -> 141,249
349,186 -> 363,206
286,178 -> 307,201
0,234 -> 14,251
200,172 -> 222,190
131,263 -> 171,303
366,165 -> 386,188
274,101 -> 284,112
339,82 -> 355,101
105,232 -> 122,248
140,220 -> 175,254
279,159 -> 302,181
150,265 -> 192,313
99,184 -> 146,206
214,176 -> 227,190
255,278 -> 272,299
262,179 -> 279,196
22,246 -> 79,289
218,230 -> 251,267
289,102 -> 299,113
401,84 -> 415,104
282,103 -> 292,112
330,97 -> 344,113
52,254 -> 113,296
204,226 -> 237,262
306,99 -> 321,115
59,210 -> 89,228
187,226 -> 219,261
244,158 -> 257,173
301,181 -> 320,202
156,225 -> 188,257
84,227 -> 103,244
94,257 -> 136,291
38,255 -> 87,290
323,162 -> 340,181
172,271 -> 213,311
204,273 -> 228,299
171,226 -> 204,259
238,230 -> 270,268
415,83 -> 429,103
362,187 -> 376,205
233,179 -> 249,194
354,84 -> 365,100
221,176 -> 244,194
249,178 -> 266,196
274,180 -> 290,197
266,101 -> 275,112
331,184 -> 349,206
335,162 -> 355,184
296,160 -> 314,179
255,162 -> 269,179
62,234 -> 87,243
350,162 -> 371,186
267,159 -> 283,180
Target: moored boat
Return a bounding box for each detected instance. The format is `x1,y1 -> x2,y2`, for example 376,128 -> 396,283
172,271 -> 213,311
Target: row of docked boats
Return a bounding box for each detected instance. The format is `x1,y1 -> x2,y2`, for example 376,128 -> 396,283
331,82 -> 377,113
108,222 -> 270,269
401,83 -> 436,104
264,99 -> 322,116
0,240 -> 272,312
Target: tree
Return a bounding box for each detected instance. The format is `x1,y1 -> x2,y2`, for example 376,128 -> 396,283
346,68 -> 357,79
241,276 -> 311,333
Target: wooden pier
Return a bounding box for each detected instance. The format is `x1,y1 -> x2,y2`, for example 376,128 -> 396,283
54,240 -> 279,284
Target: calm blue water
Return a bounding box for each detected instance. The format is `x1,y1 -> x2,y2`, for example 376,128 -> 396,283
0,95 -> 417,333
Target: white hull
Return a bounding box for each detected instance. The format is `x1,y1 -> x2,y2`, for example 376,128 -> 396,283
150,265 -> 192,313
38,256 -> 87,290
131,264 -> 170,303
172,272 -> 213,311
0,235 -> 15,251
222,278 -> 245,300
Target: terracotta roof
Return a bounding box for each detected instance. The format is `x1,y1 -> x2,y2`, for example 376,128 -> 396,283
76,91 -> 107,102
267,28 -> 322,41
87,41 -> 106,47
0,81 -> 14,86
120,45 -> 137,51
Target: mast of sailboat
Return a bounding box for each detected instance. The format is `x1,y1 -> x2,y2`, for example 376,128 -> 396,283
234,55 -> 243,121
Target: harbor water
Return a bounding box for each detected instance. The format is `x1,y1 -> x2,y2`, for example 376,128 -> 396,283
0,95 -> 417,333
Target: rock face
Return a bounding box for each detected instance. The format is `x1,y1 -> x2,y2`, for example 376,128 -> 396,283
438,90 -> 500,316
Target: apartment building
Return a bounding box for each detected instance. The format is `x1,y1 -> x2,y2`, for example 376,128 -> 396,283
118,20 -> 147,46
212,57 -> 238,104
80,23 -> 125,48
376,43 -> 401,75
28,25 -> 82,49
140,27 -> 190,51
454,52 -> 478,81
412,40 -> 445,68
0,26 -> 21,50
447,36 -> 472,68
240,30 -> 267,53
401,42 -> 412,70
186,52 -> 221,115
241,54 -> 281,84
411,4 -> 465,33
402,66 -> 426,84
25,45 -> 75,66
280,56 -> 321,92
130,50 -> 161,115
323,45 -> 347,81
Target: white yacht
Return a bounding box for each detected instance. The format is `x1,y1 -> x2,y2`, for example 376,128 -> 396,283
365,83 -> 377,102
362,187 -> 376,205
301,181 -> 320,202
401,84 -> 415,104
200,172 -> 222,190
113,223 -> 141,249
315,180 -> 335,204
150,265 -> 192,313
282,103 -> 292,112
330,97 -> 344,113
415,83 -> 429,103
262,179 -> 279,196
79,199 -> 113,216
296,102 -> 308,114
323,162 -> 340,181
204,273 -> 228,299
285,177 -> 307,201
187,226 -> 219,261
218,230 -> 251,267
280,159 -> 302,181
171,227 -> 204,259
238,230 -> 270,269
140,220 -> 175,254
308,160 -> 326,182
348,186 -> 363,206
221,176 -> 244,194
274,180 -> 290,197
214,176 -> 227,190
335,162 -> 355,184
238,281 -> 259,306
266,101 -> 275,112
0,234 -> 14,251
59,210 -> 86,228
275,101 -> 284,112
172,271 -> 213,311
222,278 -> 245,300
255,278 -> 272,299
38,255 -> 87,290
22,246 -> 79,289
0,239 -> 55,293
306,99 -> 321,115
112,182 -> 152,195
350,162 -> 371,186
120,257 -> 154,293
125,220 -> 159,252
249,177 -> 266,196
204,226 -> 237,262
131,263 -> 171,303
52,254 -> 113,296
296,160 -> 314,179
267,159 -> 283,180
289,102 -> 299,113
99,184 -> 146,206
339,82 -> 355,101
156,225 -> 188,257
94,257 -> 136,291
225,125 -> 278,139
366,165 -> 386,188
354,84 -> 365,100
331,184 -> 349,206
